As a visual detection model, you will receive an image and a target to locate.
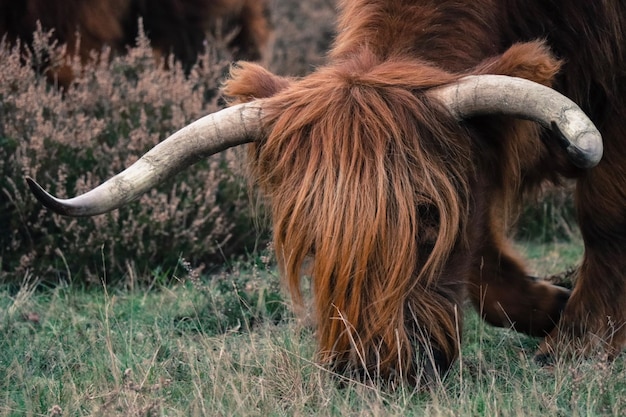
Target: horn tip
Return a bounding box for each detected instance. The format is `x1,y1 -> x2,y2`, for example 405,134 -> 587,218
567,140 -> 603,169
25,176 -> 48,201
25,176 -> 75,216
550,122 -> 603,169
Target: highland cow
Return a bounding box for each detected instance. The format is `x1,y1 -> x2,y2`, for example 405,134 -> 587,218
27,0 -> 626,385
0,0 -> 272,88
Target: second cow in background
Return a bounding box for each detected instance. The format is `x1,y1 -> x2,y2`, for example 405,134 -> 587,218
0,0 -> 273,87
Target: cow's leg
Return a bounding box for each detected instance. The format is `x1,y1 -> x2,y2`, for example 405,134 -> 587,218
536,134 -> 626,361
469,230 -> 571,337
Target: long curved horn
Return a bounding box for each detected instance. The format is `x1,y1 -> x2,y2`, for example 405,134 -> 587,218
430,75 -> 603,169
26,101 -> 265,216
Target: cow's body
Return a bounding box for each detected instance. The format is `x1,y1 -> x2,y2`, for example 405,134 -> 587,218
224,0 -> 626,382
0,0 -> 272,87
500,1 -> 626,363
26,0 -> 626,385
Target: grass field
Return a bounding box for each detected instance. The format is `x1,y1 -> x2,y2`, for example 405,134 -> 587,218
2,240 -> 625,416
5,1 -> 624,415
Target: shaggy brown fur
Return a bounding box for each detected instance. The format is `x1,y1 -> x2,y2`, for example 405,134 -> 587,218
0,0 -> 272,88
225,0 -> 626,384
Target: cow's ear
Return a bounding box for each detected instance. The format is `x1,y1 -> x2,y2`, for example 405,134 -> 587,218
473,41 -> 562,87
222,62 -> 292,103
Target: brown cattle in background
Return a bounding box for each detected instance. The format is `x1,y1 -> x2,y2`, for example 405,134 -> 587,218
0,0 -> 272,88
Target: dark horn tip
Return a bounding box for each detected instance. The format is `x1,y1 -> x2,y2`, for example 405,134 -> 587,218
566,140 -> 603,169
550,122 -> 603,169
25,176 -> 74,216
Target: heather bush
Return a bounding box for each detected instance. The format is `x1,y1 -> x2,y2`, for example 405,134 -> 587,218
0,28 -> 268,285
0,0 -> 336,286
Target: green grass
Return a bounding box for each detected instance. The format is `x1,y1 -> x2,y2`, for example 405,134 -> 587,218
1,240 -> 625,416
516,239 -> 583,277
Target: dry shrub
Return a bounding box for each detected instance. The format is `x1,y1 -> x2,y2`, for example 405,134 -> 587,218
0,0 -> 337,286
0,27 -> 268,285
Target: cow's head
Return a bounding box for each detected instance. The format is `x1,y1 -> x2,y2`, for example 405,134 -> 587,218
27,42 -> 602,383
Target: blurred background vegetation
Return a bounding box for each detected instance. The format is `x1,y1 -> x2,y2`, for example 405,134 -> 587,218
0,0 -> 578,290
0,0 -> 335,287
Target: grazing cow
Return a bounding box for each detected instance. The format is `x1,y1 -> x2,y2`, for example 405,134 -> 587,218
27,0 -> 626,385
0,0 -> 272,88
